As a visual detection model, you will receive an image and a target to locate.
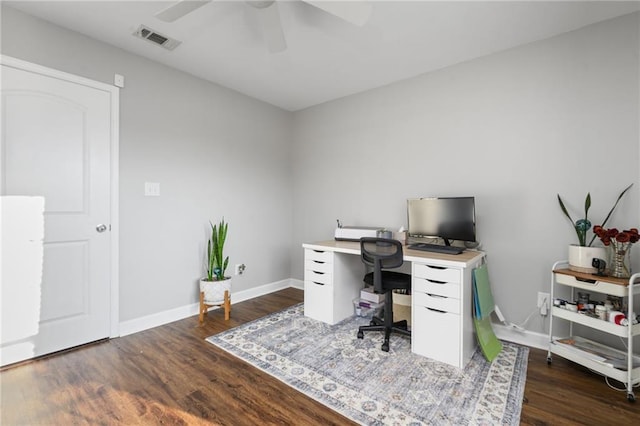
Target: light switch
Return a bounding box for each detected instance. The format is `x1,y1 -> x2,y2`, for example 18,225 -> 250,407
145,182 -> 160,196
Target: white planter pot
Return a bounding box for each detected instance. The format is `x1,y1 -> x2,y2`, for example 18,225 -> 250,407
568,245 -> 607,274
199,278 -> 232,304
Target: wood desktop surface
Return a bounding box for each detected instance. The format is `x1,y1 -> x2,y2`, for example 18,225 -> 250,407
304,240 -> 484,267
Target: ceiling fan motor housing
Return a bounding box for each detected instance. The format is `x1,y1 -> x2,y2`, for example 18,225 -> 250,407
247,1 -> 276,10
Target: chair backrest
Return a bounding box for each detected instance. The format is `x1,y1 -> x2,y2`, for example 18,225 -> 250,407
360,237 -> 404,292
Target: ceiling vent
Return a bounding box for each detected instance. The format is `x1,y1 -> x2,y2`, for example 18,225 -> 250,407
133,25 -> 181,50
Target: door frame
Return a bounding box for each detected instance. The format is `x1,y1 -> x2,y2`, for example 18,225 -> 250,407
1,55 -> 120,338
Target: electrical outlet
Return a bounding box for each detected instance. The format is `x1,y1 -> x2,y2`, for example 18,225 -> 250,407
235,263 -> 246,275
144,182 -> 160,196
537,292 -> 550,315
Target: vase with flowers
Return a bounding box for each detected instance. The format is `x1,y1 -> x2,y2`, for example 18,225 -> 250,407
593,226 -> 639,278
557,184 -> 633,273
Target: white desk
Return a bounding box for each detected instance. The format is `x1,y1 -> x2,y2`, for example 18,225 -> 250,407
302,240 -> 485,368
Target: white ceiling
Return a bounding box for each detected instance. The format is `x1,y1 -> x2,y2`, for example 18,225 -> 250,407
6,1 -> 640,111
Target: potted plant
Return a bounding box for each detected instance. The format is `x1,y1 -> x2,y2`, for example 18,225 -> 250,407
557,184 -> 632,273
199,218 -> 231,321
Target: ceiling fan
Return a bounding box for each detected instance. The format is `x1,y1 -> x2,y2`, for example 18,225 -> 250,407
154,0 -> 372,53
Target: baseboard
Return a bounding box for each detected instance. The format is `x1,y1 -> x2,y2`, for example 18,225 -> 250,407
119,278 -> 297,337
290,278 -> 303,290
492,322 -> 550,350
119,279 -> 550,351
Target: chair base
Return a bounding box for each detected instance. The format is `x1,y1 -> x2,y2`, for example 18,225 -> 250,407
199,289 -> 231,324
357,315 -> 411,352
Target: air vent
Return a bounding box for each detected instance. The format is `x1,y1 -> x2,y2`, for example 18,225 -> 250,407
133,25 -> 181,51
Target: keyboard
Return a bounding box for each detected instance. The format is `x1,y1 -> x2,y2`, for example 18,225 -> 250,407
408,243 -> 464,255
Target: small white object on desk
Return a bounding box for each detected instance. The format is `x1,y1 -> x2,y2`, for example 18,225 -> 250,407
334,225 -> 380,241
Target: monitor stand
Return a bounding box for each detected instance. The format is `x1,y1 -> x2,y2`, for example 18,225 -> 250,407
407,236 -> 450,247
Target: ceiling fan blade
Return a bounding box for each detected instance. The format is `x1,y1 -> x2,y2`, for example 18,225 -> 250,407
256,3 -> 287,53
155,0 -> 211,23
304,0 -> 372,26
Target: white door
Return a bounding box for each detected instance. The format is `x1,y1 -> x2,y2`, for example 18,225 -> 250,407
1,58 -> 117,366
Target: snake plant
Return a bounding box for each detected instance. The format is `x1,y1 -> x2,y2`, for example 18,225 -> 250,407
557,184 -> 632,247
206,218 -> 229,281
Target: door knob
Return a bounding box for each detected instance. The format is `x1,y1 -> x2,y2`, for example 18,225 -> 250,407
96,224 -> 108,233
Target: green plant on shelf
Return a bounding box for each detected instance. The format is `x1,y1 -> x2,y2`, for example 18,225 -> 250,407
557,184 -> 632,247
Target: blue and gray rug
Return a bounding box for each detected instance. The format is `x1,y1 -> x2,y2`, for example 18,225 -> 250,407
206,304 -> 528,425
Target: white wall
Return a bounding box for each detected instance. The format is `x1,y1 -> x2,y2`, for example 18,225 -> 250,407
1,6 -> 293,322
291,13 -> 640,335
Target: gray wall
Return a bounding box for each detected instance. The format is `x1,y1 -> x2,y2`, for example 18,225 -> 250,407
291,13 -> 640,334
3,5 -> 639,337
2,6 -> 293,322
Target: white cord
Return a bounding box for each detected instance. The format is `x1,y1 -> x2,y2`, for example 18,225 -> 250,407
516,307 -> 538,329
588,362 -> 640,390
493,305 -> 537,331
605,376 -> 628,392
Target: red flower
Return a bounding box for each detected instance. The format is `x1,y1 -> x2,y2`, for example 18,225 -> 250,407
593,225 -> 639,246
606,228 -> 619,238
616,232 -> 631,243
593,225 -> 605,238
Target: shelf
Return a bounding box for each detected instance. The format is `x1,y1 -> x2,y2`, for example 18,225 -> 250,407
552,307 -> 640,337
550,268 -> 640,400
549,337 -> 640,385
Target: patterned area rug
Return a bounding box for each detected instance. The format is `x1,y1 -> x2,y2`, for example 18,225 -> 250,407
206,304 -> 528,425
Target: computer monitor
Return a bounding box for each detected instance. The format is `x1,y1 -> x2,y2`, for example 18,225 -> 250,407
407,197 -> 476,246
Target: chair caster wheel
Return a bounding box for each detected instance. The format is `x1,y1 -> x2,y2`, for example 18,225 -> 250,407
627,392 -> 636,402
547,356 -> 552,365
381,342 -> 389,352
357,331 -> 364,339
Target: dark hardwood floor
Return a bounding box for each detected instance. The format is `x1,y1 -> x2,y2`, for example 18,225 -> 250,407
1,288 -> 639,425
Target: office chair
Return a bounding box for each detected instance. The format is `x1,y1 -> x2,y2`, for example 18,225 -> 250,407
356,237 -> 411,352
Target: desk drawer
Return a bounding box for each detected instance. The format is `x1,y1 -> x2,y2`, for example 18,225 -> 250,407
304,269 -> 332,285
305,259 -> 333,274
413,278 -> 460,299
554,272 -> 629,297
305,249 -> 333,264
414,263 -> 461,283
413,292 -> 460,314
304,280 -> 333,322
413,305 -> 460,366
